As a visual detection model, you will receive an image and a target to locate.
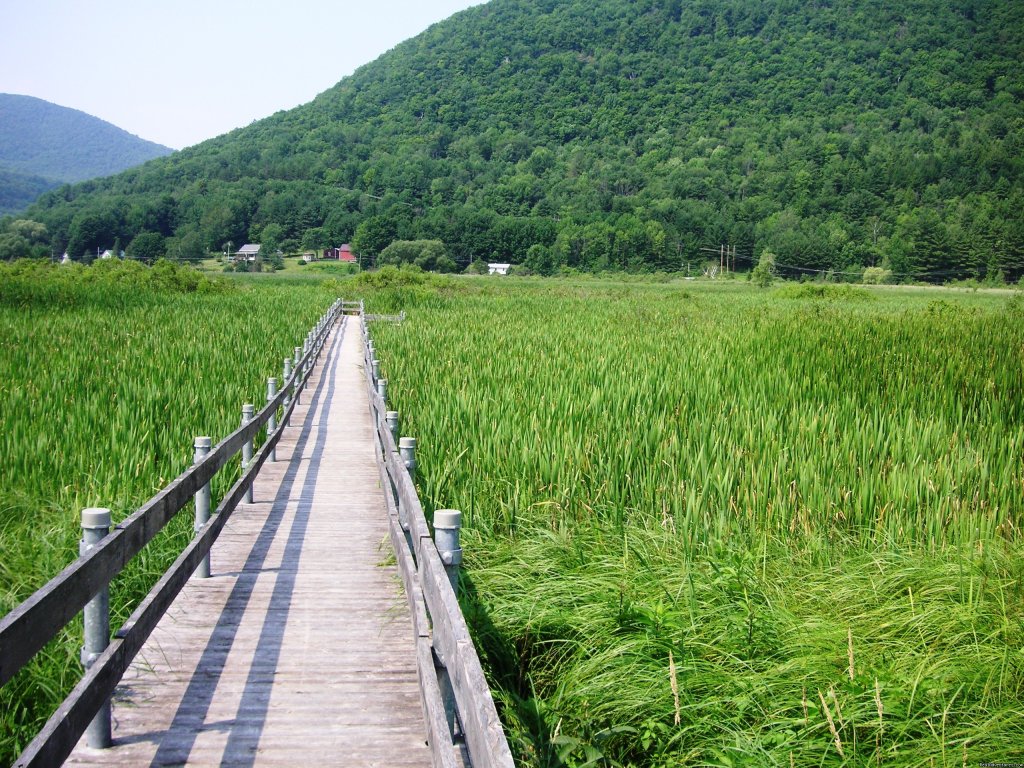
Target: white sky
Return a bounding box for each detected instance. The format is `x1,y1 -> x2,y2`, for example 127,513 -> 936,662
0,0 -> 484,150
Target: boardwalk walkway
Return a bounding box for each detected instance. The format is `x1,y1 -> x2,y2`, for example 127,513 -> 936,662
67,315 -> 430,767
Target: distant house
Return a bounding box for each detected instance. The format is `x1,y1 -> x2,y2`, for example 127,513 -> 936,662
302,252 -> 317,263
61,252 -> 71,264
323,244 -> 357,263
231,243 -> 261,263
488,263 -> 512,275
99,250 -> 114,260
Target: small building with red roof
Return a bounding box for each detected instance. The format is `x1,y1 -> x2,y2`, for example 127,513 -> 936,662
323,244 -> 357,263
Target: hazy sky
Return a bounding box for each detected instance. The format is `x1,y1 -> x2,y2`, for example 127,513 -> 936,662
0,0 -> 484,150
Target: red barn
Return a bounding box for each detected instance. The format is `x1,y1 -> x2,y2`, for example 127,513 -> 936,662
323,244 -> 357,263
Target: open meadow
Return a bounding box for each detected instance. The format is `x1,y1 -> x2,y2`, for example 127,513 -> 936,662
366,273 -> 1024,766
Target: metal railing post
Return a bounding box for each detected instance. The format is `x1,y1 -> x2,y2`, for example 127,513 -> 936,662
397,437 -> 417,535
434,509 -> 463,597
267,378 -> 278,462
283,357 -> 293,426
386,411 -> 400,445
242,403 -> 255,504
399,437 -> 416,482
80,507 -> 112,748
193,437 -> 212,578
434,508 -> 462,737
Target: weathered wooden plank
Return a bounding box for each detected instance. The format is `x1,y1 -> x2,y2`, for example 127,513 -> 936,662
419,547 -> 471,669
417,637 -> 458,768
447,639 -> 516,768
379,450 -> 430,641
389,512 -> 430,640
419,545 -> 514,768
388,451 -> 432,545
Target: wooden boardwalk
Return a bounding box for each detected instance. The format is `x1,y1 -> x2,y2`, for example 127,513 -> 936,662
67,315 -> 430,767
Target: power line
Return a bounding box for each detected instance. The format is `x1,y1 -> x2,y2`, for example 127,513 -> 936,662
720,246 -> 988,281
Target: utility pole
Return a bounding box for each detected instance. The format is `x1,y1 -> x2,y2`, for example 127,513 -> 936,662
699,246 -> 732,278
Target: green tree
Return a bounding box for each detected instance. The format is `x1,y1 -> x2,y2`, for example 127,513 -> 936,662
260,223 -> 284,255
9,219 -> 48,243
0,232 -> 30,260
352,216 -> 398,264
379,239 -> 449,271
752,250 -> 777,287
66,209 -> 118,261
126,231 -> 165,263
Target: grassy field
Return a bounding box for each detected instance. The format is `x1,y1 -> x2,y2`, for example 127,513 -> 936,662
0,260 -> 336,761
2,262 -> 1021,766
366,274 -> 1024,766
194,255 -> 360,277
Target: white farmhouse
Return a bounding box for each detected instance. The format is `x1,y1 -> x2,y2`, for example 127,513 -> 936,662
235,244 -> 261,263
488,263 -> 512,275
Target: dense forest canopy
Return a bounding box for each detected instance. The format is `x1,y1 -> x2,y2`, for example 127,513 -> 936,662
0,94 -> 172,216
11,0 -> 1024,280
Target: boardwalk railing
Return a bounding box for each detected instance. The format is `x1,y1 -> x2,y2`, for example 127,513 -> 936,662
0,300 -> 343,768
361,315 -> 515,768
366,309 -> 406,324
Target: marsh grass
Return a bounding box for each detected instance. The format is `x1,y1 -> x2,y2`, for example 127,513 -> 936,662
0,263 -> 335,761
368,278 -> 1024,766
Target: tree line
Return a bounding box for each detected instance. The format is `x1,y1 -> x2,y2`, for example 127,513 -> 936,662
5,0 -> 1022,282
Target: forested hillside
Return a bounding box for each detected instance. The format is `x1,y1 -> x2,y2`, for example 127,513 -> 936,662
0,94 -> 172,215
17,0 -> 1024,280
0,169 -> 58,218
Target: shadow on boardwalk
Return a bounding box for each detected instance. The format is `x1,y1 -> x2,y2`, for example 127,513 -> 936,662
68,316 -> 430,767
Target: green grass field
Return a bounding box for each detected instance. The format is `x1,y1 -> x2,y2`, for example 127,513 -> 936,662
366,273 -> 1024,766
1,262 -> 1021,766
0,260 -> 337,761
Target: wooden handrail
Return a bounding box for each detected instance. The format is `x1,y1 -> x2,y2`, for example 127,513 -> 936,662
361,313 -> 515,768
1,299 -> 344,766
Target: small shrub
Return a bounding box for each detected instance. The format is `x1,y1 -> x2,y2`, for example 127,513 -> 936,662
862,266 -> 893,285
752,251 -> 777,288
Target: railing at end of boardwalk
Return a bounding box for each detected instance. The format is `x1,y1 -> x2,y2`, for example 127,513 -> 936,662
365,310 -> 406,324
0,299 -> 346,768
361,312 -> 515,768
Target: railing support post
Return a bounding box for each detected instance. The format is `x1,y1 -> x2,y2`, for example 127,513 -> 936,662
399,437 -> 416,482
242,403 -> 255,504
434,509 -> 463,597
372,358 -> 380,382
293,346 -> 302,404
386,411 -> 400,444
283,358 -> 293,425
434,508 -> 463,738
377,377 -> 388,407
193,437 -> 212,578
80,507 -> 112,749
267,378 -> 278,462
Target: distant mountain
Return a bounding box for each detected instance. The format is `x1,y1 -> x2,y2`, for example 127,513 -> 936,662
19,0 -> 1024,280
0,94 -> 172,214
